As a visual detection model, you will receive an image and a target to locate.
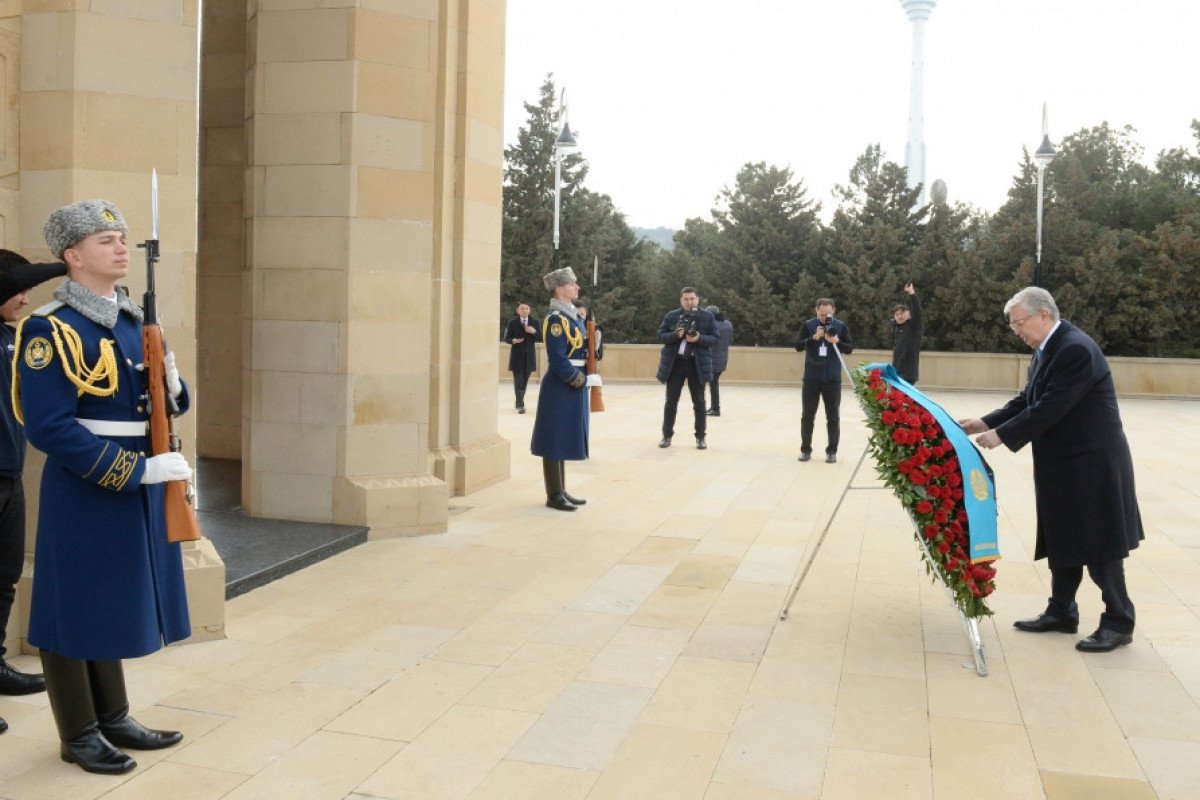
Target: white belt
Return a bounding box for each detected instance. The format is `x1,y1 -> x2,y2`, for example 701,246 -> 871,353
568,359 -> 586,367
77,418 -> 148,436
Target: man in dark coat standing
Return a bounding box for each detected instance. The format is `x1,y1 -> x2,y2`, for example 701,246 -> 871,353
960,287 -> 1143,653
795,298 -> 854,463
504,301 -> 540,413
656,288 -> 717,450
0,250 -> 68,736
705,306 -> 733,417
891,282 -> 923,383
531,268 -> 597,511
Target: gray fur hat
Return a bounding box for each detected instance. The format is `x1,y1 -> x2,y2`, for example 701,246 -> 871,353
542,266 -> 577,291
43,199 -> 128,258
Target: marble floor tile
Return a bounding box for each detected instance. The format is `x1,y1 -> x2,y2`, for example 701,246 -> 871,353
640,656 -> 756,733
586,722 -> 727,800
821,747 -> 932,800
505,681 -> 653,770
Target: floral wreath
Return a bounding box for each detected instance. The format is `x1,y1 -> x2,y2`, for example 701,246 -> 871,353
854,365 -> 997,619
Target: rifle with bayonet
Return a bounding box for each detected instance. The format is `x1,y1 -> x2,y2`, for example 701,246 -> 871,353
138,169 -> 201,543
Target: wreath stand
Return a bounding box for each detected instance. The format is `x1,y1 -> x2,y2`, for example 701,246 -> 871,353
777,345 -> 989,677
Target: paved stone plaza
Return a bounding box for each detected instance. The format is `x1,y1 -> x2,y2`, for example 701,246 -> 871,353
1,382 -> 1198,799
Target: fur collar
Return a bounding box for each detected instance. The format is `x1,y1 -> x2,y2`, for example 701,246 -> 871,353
53,279 -> 144,328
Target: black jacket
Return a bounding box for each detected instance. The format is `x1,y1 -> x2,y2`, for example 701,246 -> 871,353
656,307 -> 718,383
504,315 -> 541,373
892,292 -> 923,383
794,316 -> 854,382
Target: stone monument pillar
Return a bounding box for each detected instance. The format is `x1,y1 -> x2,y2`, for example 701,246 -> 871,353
241,1 -> 509,535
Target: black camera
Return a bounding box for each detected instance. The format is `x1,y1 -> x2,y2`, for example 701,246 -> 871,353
678,310 -> 699,335
820,316 -> 837,336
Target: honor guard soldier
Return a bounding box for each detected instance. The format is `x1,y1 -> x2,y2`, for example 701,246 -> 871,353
530,267 -> 599,511
13,200 -> 193,774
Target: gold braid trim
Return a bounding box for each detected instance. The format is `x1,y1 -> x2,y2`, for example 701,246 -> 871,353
543,312 -> 583,354
47,316 -> 119,398
9,317 -> 25,424
10,315 -> 119,424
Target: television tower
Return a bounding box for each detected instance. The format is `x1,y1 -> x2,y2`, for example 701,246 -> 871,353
900,0 -> 936,206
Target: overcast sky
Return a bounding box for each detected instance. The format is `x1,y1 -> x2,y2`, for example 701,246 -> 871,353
503,0 -> 1200,230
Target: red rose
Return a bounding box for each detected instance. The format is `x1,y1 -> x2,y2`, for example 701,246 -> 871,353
924,524 -> 939,539
936,541 -> 950,554
956,509 -> 967,523
934,508 -> 949,523
926,485 -> 941,499
948,521 -> 963,536
915,500 -> 933,515
891,429 -> 908,445
925,426 -> 939,439
909,470 -> 929,485
881,410 -> 897,425
927,465 -> 943,477
946,473 -> 962,487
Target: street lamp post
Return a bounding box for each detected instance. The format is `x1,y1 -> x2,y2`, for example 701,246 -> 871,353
1033,103 -> 1057,287
552,91 -> 578,270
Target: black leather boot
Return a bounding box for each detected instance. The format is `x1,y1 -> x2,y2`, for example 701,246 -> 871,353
89,660 -> 182,750
558,461 -> 586,505
543,459 -> 576,512
40,650 -> 135,774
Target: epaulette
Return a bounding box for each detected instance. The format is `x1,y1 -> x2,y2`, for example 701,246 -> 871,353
31,300 -> 64,317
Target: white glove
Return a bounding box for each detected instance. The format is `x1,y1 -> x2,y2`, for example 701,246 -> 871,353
164,351 -> 183,400
142,452 -> 192,484
585,374 -> 603,387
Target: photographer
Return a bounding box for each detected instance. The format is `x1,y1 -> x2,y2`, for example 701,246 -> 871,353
656,287 -> 717,449
794,297 -> 854,463
891,282 -> 923,384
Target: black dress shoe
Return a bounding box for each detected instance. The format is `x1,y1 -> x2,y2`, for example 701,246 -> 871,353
100,712 -> 183,751
0,662 -> 45,695
61,726 -> 136,774
518,407 -> 526,414
562,491 -> 587,506
545,493 -> 577,512
1,716 -> 7,734
1076,629 -> 1133,653
1013,613 -> 1078,634
798,451 -> 811,462
0,659 -> 45,695
658,437 -> 671,448
696,437 -> 707,450
706,409 -> 720,416
825,453 -> 837,464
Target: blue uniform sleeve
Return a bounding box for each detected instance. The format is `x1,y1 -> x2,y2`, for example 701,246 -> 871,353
16,316 -> 146,491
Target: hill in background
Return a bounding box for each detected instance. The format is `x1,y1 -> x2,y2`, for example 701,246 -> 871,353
632,226 -> 675,251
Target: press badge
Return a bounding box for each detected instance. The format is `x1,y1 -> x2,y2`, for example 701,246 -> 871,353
819,344 -> 827,357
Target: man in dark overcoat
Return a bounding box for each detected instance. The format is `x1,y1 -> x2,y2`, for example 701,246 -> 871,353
656,288 -> 717,449
14,200 -> 194,773
0,250 -> 67,736
503,301 -> 540,413
960,286 -> 1143,653
531,267 -> 597,511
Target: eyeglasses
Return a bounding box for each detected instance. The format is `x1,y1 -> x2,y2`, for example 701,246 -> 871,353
1008,313 -> 1039,331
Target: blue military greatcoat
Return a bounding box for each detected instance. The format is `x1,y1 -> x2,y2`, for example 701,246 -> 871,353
530,308 -> 589,461
14,286 -> 191,660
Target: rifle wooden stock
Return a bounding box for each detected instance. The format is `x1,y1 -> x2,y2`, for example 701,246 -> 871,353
586,318 -> 605,412
144,323 -> 201,543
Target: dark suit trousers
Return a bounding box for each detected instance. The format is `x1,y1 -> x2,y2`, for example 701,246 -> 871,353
663,357 -> 706,438
800,380 -> 841,455
1047,559 -> 1135,634
512,370 -> 531,408
0,477 -> 25,659
708,371 -> 723,412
